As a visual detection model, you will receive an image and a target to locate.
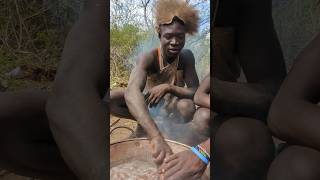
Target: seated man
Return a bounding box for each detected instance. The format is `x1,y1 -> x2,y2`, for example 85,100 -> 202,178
0,0 -> 107,179
110,0 -> 199,122
267,33 -> 320,180
110,0 -> 206,165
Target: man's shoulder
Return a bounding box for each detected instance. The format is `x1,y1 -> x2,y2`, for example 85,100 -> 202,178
179,49 -> 195,64
180,48 -> 193,55
137,48 -> 157,62
135,48 -> 158,69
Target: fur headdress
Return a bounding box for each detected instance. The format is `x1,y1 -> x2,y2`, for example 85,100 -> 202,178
154,0 -> 199,35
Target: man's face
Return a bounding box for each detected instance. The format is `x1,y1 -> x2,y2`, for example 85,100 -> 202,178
159,20 -> 186,59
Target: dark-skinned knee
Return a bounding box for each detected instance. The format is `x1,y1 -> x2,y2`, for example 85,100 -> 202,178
176,99 -> 195,121
268,146 -> 320,180
110,88 -> 125,101
213,118 -> 274,180
192,108 -> 211,131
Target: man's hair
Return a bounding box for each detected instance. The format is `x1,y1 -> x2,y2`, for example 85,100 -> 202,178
158,16 -> 185,38
154,0 -> 199,35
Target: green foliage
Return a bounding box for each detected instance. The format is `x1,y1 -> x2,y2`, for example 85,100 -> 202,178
111,24 -> 147,58
110,24 -> 147,89
0,0 -> 69,90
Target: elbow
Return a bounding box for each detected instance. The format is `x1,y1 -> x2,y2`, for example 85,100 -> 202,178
124,87 -> 137,105
45,92 -> 69,130
124,88 -> 131,103
45,94 -> 61,125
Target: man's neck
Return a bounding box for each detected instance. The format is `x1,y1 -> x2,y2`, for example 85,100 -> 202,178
163,54 -> 177,64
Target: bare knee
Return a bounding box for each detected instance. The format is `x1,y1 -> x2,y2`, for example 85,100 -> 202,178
110,88 -> 126,107
192,108 -> 211,130
214,118 -> 274,179
176,99 -> 195,120
110,88 -> 125,101
268,146 -> 320,180
215,118 -> 274,151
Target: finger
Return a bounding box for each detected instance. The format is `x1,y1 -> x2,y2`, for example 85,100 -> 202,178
161,159 -> 179,173
164,162 -> 182,179
158,157 -> 178,173
167,172 -> 183,180
168,169 -> 195,180
154,150 -> 165,165
165,144 -> 173,155
154,95 -> 163,105
149,95 -> 158,107
151,145 -> 160,158
159,173 -> 165,180
191,172 -> 202,180
147,93 -> 154,106
164,154 -> 178,163
147,93 -> 154,107
144,92 -> 150,100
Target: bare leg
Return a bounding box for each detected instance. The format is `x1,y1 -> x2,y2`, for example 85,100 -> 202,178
176,99 -> 196,122
213,117 -> 275,180
110,89 -> 196,121
268,146 -> 320,180
110,88 -> 134,119
189,108 -> 211,137
0,90 -> 75,179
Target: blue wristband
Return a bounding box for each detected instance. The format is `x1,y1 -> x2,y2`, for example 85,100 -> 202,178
191,147 -> 209,165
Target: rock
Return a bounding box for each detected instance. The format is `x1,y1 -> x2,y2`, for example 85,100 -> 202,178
5,66 -> 24,79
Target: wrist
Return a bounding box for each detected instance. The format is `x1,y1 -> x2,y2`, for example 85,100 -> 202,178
200,141 -> 210,155
191,145 -> 210,165
149,131 -> 162,140
166,84 -> 173,93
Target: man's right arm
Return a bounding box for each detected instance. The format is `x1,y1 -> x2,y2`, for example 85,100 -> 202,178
124,53 -> 161,138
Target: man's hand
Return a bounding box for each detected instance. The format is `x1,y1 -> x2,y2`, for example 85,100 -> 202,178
159,150 -> 207,180
146,84 -> 171,107
150,135 -> 173,166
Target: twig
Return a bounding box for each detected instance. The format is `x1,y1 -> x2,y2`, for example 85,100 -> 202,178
23,8 -> 49,21
13,0 -> 23,50
110,126 -> 135,136
110,118 -> 121,127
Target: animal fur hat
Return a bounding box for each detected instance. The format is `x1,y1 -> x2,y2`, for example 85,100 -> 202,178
154,0 -> 199,35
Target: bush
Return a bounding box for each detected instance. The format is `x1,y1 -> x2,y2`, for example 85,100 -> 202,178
110,24 -> 146,89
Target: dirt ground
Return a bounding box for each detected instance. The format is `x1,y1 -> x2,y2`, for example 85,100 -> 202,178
110,115 -> 137,143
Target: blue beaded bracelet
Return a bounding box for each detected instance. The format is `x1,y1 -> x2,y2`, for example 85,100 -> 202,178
191,147 -> 209,165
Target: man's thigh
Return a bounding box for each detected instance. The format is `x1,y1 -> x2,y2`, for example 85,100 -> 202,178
0,109 -> 74,178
